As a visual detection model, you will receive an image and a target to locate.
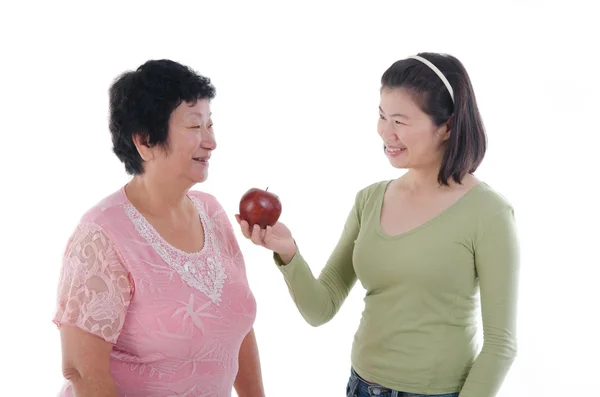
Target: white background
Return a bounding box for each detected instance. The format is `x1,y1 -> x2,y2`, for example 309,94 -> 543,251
1,1 -> 599,396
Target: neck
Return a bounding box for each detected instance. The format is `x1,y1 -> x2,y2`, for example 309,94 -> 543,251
401,166 -> 447,193
126,172 -> 191,217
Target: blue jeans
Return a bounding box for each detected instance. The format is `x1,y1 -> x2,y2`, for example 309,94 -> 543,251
346,368 -> 460,397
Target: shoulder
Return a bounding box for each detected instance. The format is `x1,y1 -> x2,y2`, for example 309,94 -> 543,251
79,187 -> 129,226
187,189 -> 227,219
67,187 -> 135,259
187,189 -> 218,203
355,180 -> 390,203
462,182 -> 517,238
468,182 -> 514,216
350,180 -> 390,218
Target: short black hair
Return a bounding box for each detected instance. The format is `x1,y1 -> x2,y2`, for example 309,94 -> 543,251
381,52 -> 486,186
109,59 -> 216,175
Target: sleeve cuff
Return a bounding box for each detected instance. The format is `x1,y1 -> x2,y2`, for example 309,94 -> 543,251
273,247 -> 305,280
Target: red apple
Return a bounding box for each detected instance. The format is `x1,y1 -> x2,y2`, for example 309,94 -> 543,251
239,187 -> 282,229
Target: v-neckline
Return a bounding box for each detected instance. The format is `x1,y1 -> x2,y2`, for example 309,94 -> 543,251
375,180 -> 486,240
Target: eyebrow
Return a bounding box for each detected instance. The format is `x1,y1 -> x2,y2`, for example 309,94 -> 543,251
379,106 -> 408,118
188,111 -> 212,118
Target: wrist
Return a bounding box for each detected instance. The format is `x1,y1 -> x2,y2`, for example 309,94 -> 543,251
276,241 -> 297,265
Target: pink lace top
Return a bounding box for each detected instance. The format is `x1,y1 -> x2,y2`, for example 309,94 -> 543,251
53,188 -> 257,397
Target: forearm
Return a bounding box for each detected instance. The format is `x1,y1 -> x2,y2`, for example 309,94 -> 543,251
458,339 -> 517,397
275,247 -> 355,326
61,325 -> 121,397
234,328 -> 265,397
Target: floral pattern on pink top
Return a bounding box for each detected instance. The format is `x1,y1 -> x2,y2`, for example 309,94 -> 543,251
54,188 -> 257,397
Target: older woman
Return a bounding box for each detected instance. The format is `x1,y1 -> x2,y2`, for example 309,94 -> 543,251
53,59 -> 264,397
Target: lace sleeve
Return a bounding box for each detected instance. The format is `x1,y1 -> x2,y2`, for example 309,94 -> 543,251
53,223 -> 133,344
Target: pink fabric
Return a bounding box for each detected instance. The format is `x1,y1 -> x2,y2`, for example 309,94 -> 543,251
54,188 -> 257,397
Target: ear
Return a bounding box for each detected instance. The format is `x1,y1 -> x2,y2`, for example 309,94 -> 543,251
441,115 -> 453,142
132,133 -> 155,162
442,127 -> 451,142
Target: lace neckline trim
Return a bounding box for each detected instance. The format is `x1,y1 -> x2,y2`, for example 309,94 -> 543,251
123,194 -> 227,304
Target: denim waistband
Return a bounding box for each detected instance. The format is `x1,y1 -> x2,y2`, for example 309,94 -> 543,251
346,368 -> 459,397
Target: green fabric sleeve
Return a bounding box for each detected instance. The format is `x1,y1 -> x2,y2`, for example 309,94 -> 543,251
272,190 -> 364,326
459,207 -> 520,396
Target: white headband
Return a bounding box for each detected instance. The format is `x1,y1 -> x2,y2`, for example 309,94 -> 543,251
408,55 -> 454,103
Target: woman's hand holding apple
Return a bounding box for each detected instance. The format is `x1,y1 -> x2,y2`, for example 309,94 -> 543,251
235,215 -> 297,264
236,187 -> 296,264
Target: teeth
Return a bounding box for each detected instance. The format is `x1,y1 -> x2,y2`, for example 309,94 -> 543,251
387,147 -> 405,152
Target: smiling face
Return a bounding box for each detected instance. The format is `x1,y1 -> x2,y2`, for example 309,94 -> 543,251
134,99 -> 216,185
378,87 -> 450,171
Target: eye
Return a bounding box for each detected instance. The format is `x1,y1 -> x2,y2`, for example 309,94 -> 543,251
394,120 -> 405,125
379,114 -> 386,120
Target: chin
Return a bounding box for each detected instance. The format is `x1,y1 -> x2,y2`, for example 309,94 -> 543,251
190,172 -> 208,184
389,159 -> 409,169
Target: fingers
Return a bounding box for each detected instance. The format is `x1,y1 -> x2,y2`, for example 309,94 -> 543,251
264,225 -> 273,242
250,224 -> 264,246
235,215 -> 270,247
235,215 -> 252,239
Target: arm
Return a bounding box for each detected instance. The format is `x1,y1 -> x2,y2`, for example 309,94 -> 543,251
234,328 -> 265,397
272,191 -> 363,327
54,224 -> 132,397
61,326 -> 119,397
459,207 -> 520,397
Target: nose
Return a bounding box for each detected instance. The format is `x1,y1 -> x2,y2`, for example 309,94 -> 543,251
201,128 -> 217,150
379,120 -> 398,142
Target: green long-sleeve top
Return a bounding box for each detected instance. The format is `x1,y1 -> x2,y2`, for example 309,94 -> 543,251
274,181 -> 519,396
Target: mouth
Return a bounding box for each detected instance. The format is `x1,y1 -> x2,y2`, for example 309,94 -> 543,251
192,156 -> 209,164
385,145 -> 407,153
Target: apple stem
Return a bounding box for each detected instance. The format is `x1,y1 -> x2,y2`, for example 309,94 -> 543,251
266,187 -> 269,192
